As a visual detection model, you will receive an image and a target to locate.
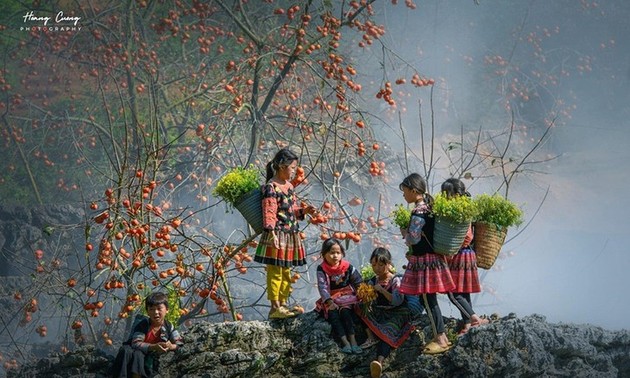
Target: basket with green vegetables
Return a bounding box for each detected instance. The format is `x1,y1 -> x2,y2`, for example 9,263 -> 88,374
390,204 -> 412,229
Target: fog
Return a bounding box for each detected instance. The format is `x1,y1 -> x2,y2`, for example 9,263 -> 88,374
1,1 -> 627,351
356,0 -> 630,330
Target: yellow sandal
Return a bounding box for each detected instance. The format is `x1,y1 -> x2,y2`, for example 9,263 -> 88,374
269,306 -> 297,319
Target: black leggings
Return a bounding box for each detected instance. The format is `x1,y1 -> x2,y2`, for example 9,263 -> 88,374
422,293 -> 445,334
376,340 -> 392,359
327,307 -> 355,339
448,292 -> 474,323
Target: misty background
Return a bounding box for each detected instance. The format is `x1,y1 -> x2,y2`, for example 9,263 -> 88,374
350,0 -> 630,330
0,0 -> 627,351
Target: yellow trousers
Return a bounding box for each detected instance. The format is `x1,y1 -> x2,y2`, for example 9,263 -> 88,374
266,265 -> 292,302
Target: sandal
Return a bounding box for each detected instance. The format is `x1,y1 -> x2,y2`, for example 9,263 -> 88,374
360,338 -> 379,349
432,338 -> 453,347
370,360 -> 382,378
341,345 -> 353,354
280,303 -> 304,316
422,341 -> 452,355
269,306 -> 296,319
352,345 -> 363,354
280,305 -> 299,317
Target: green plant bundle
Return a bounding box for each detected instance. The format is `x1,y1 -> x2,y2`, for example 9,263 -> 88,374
359,264 -> 396,281
390,204 -> 412,229
360,264 -> 376,281
432,193 -> 477,223
474,194 -> 523,228
213,166 -> 260,206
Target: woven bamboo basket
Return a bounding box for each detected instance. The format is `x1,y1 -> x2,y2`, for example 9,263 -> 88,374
473,221 -> 508,269
433,217 -> 470,256
233,188 -> 263,235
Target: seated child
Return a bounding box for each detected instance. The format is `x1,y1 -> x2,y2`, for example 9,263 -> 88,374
358,248 -> 414,378
111,292 -> 182,378
315,238 -> 363,354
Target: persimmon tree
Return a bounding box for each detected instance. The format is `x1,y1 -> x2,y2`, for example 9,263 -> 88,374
0,0 -> 610,371
0,0 -> 428,364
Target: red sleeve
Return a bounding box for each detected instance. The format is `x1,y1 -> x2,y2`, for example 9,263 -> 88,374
462,224 -> 473,248
262,184 -> 278,230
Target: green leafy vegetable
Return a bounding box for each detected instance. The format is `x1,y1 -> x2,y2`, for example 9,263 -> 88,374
390,204 -> 412,229
473,194 -> 523,228
213,166 -> 260,207
432,193 -> 477,223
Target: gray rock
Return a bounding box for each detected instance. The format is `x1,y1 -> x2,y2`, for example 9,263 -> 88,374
8,313 -> 630,378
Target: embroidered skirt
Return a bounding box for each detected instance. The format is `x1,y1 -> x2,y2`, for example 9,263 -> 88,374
449,247 -> 481,293
357,304 -> 414,348
399,253 -> 455,295
254,230 -> 306,267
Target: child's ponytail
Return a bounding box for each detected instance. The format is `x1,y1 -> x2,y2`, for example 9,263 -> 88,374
265,161 -> 275,182
423,192 -> 434,209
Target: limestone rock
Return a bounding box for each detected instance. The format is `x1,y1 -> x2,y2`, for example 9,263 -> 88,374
8,312 -> 630,377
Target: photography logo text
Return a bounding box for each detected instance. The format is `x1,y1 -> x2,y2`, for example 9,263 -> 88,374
21,11 -> 82,32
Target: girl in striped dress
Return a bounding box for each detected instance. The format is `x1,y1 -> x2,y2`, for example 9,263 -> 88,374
398,173 -> 455,354
441,178 -> 489,335
255,148 -> 316,319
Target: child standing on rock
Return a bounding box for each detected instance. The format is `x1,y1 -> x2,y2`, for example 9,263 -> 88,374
441,178 -> 489,335
315,238 -> 363,354
255,148 -> 316,319
398,173 -> 455,355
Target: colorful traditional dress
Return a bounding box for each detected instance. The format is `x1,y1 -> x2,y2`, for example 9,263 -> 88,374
448,226 -> 481,293
399,201 -> 454,337
315,260 -> 363,340
399,203 -> 455,295
254,182 -> 306,267
315,260 -> 362,318
446,225 -> 484,327
357,275 -> 414,348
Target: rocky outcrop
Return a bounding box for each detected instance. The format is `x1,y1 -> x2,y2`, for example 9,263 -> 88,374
0,204 -> 84,276
2,205 -> 628,377
8,312 -> 630,378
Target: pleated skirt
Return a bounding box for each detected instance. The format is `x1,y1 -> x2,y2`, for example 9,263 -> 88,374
254,230 -> 306,267
399,253 -> 455,295
449,247 -> 481,293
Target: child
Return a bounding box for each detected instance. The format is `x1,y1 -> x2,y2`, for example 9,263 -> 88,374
358,248 -> 414,378
111,292 -> 182,378
255,148 -> 316,319
316,238 -> 363,354
441,178 -> 489,335
398,173 -> 455,355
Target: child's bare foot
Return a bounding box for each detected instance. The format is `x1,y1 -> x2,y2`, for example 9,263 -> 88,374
434,335 -> 451,348
458,323 -> 472,336
471,316 -> 490,327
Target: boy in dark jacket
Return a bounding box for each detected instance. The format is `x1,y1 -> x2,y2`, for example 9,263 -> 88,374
111,292 -> 182,378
